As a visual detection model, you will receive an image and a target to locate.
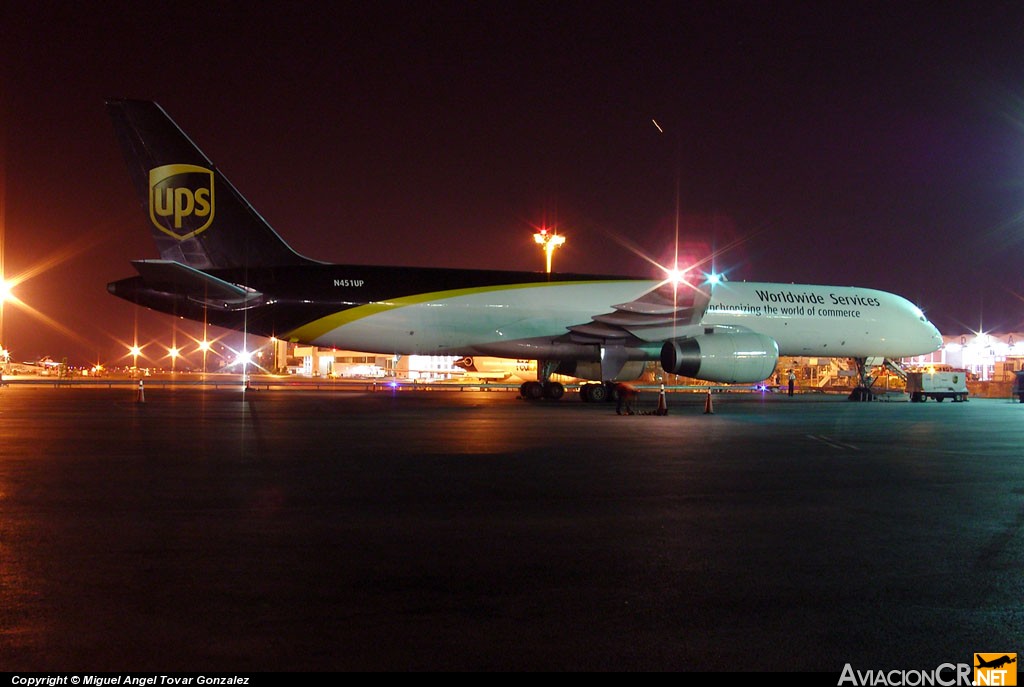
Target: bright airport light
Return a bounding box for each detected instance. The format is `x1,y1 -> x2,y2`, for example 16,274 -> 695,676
533,228 -> 566,274
663,264 -> 689,285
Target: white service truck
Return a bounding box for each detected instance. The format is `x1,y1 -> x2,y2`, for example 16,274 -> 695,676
906,371 -> 969,403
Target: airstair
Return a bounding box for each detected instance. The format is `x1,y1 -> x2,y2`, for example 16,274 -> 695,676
882,358 -> 908,381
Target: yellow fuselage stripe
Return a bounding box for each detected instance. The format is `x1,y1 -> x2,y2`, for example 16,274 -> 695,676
282,280 -> 629,343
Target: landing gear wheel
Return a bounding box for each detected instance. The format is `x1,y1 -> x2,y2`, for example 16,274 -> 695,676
521,381 -> 544,400
585,383 -> 609,403
543,381 -> 565,400
579,384 -> 593,402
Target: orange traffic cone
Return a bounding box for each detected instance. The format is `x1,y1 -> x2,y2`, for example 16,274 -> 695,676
135,378 -> 145,404
703,388 -> 714,414
656,384 -> 668,415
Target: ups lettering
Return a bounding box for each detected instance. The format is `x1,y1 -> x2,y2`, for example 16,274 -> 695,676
153,187 -> 212,229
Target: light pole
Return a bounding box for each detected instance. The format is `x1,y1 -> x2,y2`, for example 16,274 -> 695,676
199,339 -> 210,376
533,228 -> 565,274
652,118 -> 682,276
129,344 -> 141,378
0,278 -> 10,374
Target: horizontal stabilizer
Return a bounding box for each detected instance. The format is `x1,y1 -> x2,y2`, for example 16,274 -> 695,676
132,259 -> 263,310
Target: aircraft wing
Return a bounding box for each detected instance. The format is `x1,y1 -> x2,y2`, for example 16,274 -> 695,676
562,282 -> 713,379
567,281 -> 711,342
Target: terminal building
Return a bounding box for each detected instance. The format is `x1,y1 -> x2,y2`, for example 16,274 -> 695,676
901,332 -> 1024,383
289,345 -> 460,382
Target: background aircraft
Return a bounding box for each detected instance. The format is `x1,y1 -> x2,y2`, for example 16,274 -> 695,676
453,357 -> 538,384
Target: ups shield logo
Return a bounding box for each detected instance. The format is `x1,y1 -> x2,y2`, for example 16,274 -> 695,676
149,164 -> 215,240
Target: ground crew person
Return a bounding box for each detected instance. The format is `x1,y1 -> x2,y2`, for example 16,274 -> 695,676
615,382 -> 637,415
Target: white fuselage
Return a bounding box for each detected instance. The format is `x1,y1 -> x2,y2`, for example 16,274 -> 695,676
298,278 -> 941,362
299,280 -> 661,355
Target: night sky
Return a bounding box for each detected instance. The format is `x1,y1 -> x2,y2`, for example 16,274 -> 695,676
4,2 -> 1024,366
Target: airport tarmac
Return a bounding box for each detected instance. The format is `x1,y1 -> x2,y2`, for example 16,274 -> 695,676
0,385 -> 1021,672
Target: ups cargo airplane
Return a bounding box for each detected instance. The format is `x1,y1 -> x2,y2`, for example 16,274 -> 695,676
106,100 -> 942,401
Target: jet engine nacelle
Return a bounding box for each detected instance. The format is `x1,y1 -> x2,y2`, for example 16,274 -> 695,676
660,333 -> 779,383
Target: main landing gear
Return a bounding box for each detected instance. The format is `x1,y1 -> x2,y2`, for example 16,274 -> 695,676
519,359 -> 617,403
519,359 -> 566,401
579,382 -> 619,403
519,380 -> 565,400
520,380 -> 620,402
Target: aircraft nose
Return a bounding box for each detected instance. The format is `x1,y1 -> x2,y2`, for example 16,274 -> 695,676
923,320 -> 943,352
902,297 -> 943,354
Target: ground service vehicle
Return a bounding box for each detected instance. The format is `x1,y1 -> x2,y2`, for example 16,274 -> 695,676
906,371 -> 968,403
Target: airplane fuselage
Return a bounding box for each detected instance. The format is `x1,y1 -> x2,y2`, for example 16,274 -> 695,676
110,264 -> 941,362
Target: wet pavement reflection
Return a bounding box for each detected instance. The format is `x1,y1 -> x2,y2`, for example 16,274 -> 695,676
1,386 -> 1022,670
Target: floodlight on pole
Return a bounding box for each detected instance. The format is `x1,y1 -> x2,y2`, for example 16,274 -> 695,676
129,344 -> 141,378
0,278 -> 10,370
533,228 -> 566,274
199,339 -> 210,375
